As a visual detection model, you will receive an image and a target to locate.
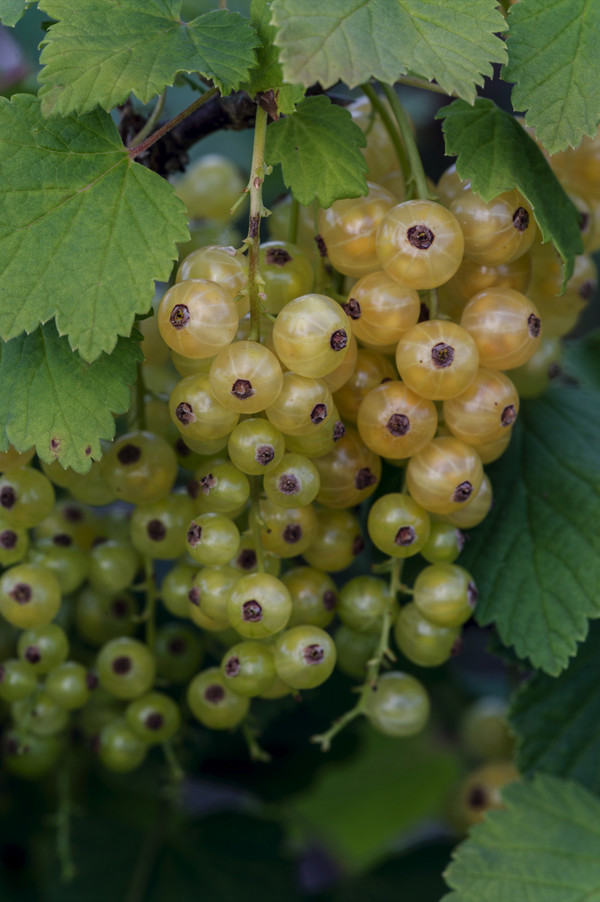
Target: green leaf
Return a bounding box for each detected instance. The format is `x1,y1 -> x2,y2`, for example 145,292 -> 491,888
0,94 -> 188,362
0,0 -> 32,26
241,0 -> 305,115
289,726 -> 459,870
510,622 -> 600,794
437,98 -> 583,283
270,0 -> 506,104
444,774 -> 600,901
503,0 -> 600,153
0,321 -> 141,473
562,330 -> 600,390
459,385 -> 600,675
37,1 -> 259,116
265,95 -> 368,207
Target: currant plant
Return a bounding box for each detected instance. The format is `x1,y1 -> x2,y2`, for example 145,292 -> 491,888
1,0 -> 600,899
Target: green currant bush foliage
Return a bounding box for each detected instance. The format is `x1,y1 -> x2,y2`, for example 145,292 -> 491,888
0,1 -> 600,900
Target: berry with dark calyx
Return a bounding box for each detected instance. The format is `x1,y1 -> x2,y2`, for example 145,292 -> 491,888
406,437 -> 483,516
102,431 -> 178,505
130,493 -> 194,559
0,563 -> 61,629
45,661 -> 94,709
188,565 -> 240,623
272,625 -> 336,689
187,667 -> 249,730
75,587 -> 138,646
0,658 -> 37,701
412,564 -> 478,627
263,453 -> 321,508
272,294 -> 351,378
228,418 -> 286,475
125,692 -> 181,744
155,622 -> 203,684
220,641 -> 276,696
226,572 -> 292,638
96,637 -> 156,700
17,623 -> 69,674
282,566 -> 339,629
420,521 -> 465,565
367,493 -> 430,558
98,718 -> 148,773
364,671 -> 430,737
185,512 -> 240,566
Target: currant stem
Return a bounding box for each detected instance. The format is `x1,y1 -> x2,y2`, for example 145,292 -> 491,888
249,477 -> 266,574
143,556 -> 157,649
131,353 -> 147,431
312,557 -> 403,751
162,739 -> 185,790
128,86 -> 219,160
127,90 -> 167,149
379,82 -> 430,201
242,721 -> 271,763
245,104 -> 271,342
361,82 -> 409,187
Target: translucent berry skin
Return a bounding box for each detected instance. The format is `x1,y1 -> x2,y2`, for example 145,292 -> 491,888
259,241 -> 315,315
45,661 -> 92,710
420,521 -> 464,565
96,637 -> 156,700
175,154 -> 245,221
441,473 -> 493,529
17,623 -> 69,674
4,731 -> 64,780
0,563 -> 61,629
102,431 -> 178,505
0,468 -> 55,529
259,499 -> 318,558
220,641 -> 276,697
284,407 -> 345,459
263,453 -> 320,508
334,625 -> 379,680
228,418 -> 286,475
395,320 -> 479,401
509,336 -> 561,400
229,537 -> 281,578
185,512 -> 240,567
367,493 -> 431,559
189,565 -> 238,623
272,294 -> 351,378
455,762 -> 520,828
440,255 -> 531,319
154,622 -> 203,684
12,689 -> 69,737
226,572 -> 292,638
357,380 -> 438,460
344,271 -> 420,347
28,537 -> 89,595
394,603 -> 460,667
376,200 -> 464,289
157,279 -> 238,360
189,462 -> 250,515
265,373 -> 333,437
75,587 -> 138,646
321,332 -> 358,394
334,348 -> 397,422
176,245 -> 248,307
317,183 -> 397,278
364,671 -> 430,737
313,428 -> 381,509
460,697 -> 515,762
436,163 -> 466,207
272,625 -> 336,689
450,187 -> 536,265
282,566 -> 338,629
0,445 -> 35,472
130,494 -> 194,560
169,374 -> 240,442
413,563 -> 477,627
125,691 -> 181,744
209,341 -> 284,414
443,368 -> 520,446
0,521 -> 29,567
187,667 -> 250,730
98,719 -> 148,773
406,437 -> 484,515
475,431 -> 512,465
460,288 -> 542,370
0,659 -> 37,701
302,507 -> 364,572
338,575 -> 392,634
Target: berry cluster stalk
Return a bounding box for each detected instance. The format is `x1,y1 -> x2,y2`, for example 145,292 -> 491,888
361,82 -> 410,189
244,104 -> 271,342
311,557 -> 403,751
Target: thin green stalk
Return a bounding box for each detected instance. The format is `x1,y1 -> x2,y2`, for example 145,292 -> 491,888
127,90 -> 167,149
379,82 -> 430,201
131,356 -> 147,431
244,104 -> 271,342
55,763 -> 76,883
249,477 -> 266,574
242,721 -> 271,763
128,86 -> 218,160
361,82 -> 409,186
396,75 -> 452,96
311,558 -> 402,751
143,556 -> 157,649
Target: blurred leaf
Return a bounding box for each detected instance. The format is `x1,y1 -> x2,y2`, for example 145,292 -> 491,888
510,621 -> 600,794
289,726 -> 459,870
503,0 -> 600,153
0,0 -> 32,27
444,774 -> 600,901
438,99 -> 583,283
265,95 -> 368,207
562,330 -> 600,390
459,385 -> 600,675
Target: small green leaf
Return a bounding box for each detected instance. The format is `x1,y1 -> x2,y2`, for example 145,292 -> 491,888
270,0 -> 506,103
0,0 -> 32,26
37,1 -> 260,116
438,98 -> 583,283
459,385 -> 600,675
241,0 -> 305,115
510,622 -> 600,794
444,775 -> 600,901
0,322 -> 142,473
503,0 -> 600,153
562,330 -> 600,390
0,94 -> 188,362
265,95 -> 368,207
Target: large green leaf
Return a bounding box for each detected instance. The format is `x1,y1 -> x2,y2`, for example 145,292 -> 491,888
265,95 -> 368,207
0,322 -> 142,473
562,329 -> 600,390
37,1 -> 259,116
443,775 -> 600,902
459,385 -> 600,675
503,0 -> 600,153
270,0 -> 506,103
0,94 -> 188,362
438,98 -> 583,282
289,727 -> 459,870
510,621 -> 600,795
